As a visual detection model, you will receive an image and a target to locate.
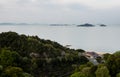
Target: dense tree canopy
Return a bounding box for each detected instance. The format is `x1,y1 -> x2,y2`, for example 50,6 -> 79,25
95,66 -> 110,77
71,50 -> 120,77
0,31 -> 89,77
0,31 -> 120,77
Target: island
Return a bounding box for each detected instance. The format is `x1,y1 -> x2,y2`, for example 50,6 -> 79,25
77,23 -> 95,27
100,24 -> 107,27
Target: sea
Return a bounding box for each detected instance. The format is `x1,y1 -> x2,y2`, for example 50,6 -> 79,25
0,24 -> 120,53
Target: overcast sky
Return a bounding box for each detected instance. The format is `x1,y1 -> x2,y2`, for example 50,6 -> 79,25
0,0 -> 120,24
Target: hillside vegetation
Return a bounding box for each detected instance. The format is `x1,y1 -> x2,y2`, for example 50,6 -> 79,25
70,51 -> 120,77
0,31 -> 88,77
1,31 -> 120,77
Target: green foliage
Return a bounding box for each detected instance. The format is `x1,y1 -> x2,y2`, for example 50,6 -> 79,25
0,65 -> 3,75
0,49 -> 21,67
0,32 -> 89,77
76,49 -> 85,53
116,73 -> 120,77
90,65 -> 98,77
81,67 -> 91,77
79,62 -> 93,70
22,73 -> 34,77
103,53 -> 111,61
96,56 -> 102,63
106,53 -> 120,76
72,62 -> 96,77
95,66 -> 110,77
70,72 -> 86,77
1,31 -> 120,77
0,65 -> 3,71
4,66 -> 23,77
114,51 -> 120,57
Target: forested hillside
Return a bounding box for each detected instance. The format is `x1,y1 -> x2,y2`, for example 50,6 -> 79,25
0,31 -> 88,77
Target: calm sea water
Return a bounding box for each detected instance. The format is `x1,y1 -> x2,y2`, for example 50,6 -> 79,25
0,25 -> 120,53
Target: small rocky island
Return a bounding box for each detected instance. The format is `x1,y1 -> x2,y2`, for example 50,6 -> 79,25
77,23 -> 95,27
100,24 -> 107,27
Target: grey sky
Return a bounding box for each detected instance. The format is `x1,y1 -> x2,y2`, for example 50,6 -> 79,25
0,0 -> 120,24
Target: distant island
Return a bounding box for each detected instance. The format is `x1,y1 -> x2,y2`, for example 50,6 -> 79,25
0,23 -> 107,27
100,24 -> 107,27
0,23 -> 73,26
0,23 -> 42,25
77,23 -> 107,27
77,23 -> 95,27
49,24 -> 70,26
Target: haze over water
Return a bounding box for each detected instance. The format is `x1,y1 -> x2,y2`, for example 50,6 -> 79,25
0,25 -> 120,53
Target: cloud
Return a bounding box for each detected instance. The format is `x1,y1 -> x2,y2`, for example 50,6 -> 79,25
51,0 -> 120,9
0,0 -> 120,24
80,0 -> 120,9
1,0 -> 120,10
